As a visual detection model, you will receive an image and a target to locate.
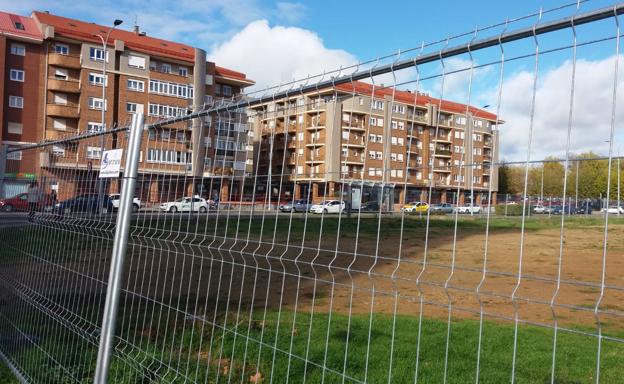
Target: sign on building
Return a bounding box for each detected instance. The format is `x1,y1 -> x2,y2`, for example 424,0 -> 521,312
99,149 -> 123,178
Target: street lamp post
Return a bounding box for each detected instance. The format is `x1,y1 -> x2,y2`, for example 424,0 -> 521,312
95,19 -> 123,214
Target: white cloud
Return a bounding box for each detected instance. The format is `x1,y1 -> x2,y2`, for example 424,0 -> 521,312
208,20 -> 357,92
494,56 -> 624,161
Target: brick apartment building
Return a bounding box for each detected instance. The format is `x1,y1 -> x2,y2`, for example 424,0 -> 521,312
0,10 -> 254,203
249,82 -> 500,209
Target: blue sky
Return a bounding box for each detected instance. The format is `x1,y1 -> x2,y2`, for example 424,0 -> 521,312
1,0 -> 623,160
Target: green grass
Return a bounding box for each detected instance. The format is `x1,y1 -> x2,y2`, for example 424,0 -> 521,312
0,362 -> 18,384
8,311 -> 621,383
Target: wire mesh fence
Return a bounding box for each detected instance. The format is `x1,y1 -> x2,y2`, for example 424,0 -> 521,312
1,2 -> 624,383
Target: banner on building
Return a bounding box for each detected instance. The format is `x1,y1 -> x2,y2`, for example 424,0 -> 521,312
99,149 -> 123,178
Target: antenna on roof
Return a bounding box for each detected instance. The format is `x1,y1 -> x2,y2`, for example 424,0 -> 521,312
133,15 -> 139,34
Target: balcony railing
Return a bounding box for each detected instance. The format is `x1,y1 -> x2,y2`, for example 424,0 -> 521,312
48,78 -> 81,93
48,53 -> 81,69
46,104 -> 80,118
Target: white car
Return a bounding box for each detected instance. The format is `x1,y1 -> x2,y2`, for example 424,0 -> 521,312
160,196 -> 209,213
602,206 -> 624,214
454,204 -> 482,214
310,200 -> 346,214
109,194 -> 142,212
533,204 -> 545,214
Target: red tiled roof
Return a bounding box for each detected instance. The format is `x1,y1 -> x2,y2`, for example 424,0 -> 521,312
215,66 -> 251,82
0,11 -> 42,41
336,81 -> 498,121
33,11 -> 195,62
32,11 -> 254,86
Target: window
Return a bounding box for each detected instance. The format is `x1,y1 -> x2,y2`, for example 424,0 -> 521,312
53,119 -> 66,130
127,79 -> 144,92
369,134 -> 376,143
390,153 -> 397,161
392,104 -> 405,114
147,103 -> 187,118
86,146 -> 102,159
149,61 -> 157,71
127,55 -> 146,69
7,150 -> 22,160
126,102 -> 139,113
53,93 -> 67,105
391,121 -> 398,130
342,131 -> 350,140
397,154 -> 404,162
54,44 -> 69,55
376,135 -> 383,143
54,68 -> 68,80
221,85 -> 233,97
298,148 -> 304,156
176,131 -> 186,142
161,63 -> 171,73
376,151 -> 383,159
391,137 -> 397,145
473,176 -> 481,183
371,100 -> 384,110
297,166 -> 304,175
179,67 -> 188,76
368,168 -> 375,176
8,96 -> 23,108
7,122 -> 22,134
10,44 -> 25,56
454,130 -> 465,139
398,137 -> 404,146
87,122 -> 104,133
416,156 -> 423,165
161,130 -> 171,141
369,117 -> 377,126
341,148 -> 348,157
52,145 -> 65,156
89,47 -> 107,62
368,151 -> 375,159
14,22 -> 24,30
149,79 -> 193,99
88,97 -> 105,110
10,69 -> 24,82
455,116 -> 467,125
89,72 -> 106,86
298,132 -> 304,141
377,118 -> 384,127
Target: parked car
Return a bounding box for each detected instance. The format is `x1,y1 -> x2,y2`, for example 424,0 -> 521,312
575,204 -> 593,215
550,205 -> 575,215
533,204 -> 545,214
401,202 -> 429,213
310,200 -> 346,214
0,193 -> 54,212
109,194 -> 142,212
602,206 -> 624,214
159,197 -> 209,213
54,194 -> 113,214
430,203 -> 454,214
360,201 -> 380,212
279,199 -> 312,213
454,204 -> 482,214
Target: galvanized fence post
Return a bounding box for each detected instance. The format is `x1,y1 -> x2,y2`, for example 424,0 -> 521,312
93,113 -> 144,383
0,144 -> 7,199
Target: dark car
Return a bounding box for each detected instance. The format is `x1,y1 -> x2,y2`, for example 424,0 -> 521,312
576,204 -> 593,215
0,193 -> 54,212
552,205 -> 575,215
360,201 -> 380,212
55,194 -> 113,214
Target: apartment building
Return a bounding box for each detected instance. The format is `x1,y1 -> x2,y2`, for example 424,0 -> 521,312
250,81 -> 500,209
0,12 -> 45,197
0,10 -> 254,202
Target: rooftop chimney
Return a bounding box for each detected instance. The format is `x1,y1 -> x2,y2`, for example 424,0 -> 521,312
133,24 -> 140,34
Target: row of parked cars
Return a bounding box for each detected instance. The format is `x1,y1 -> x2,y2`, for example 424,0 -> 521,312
532,204 -> 594,215
401,202 -> 483,214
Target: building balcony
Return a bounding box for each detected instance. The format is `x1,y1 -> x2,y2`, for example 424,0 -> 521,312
48,53 -> 81,69
46,104 -> 80,119
434,149 -> 452,157
48,78 -> 81,93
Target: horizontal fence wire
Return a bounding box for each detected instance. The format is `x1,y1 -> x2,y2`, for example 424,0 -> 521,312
1,2 -> 624,384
